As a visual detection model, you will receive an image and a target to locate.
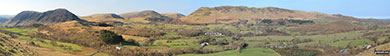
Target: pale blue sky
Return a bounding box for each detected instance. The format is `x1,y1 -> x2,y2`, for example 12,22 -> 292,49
0,0 -> 389,18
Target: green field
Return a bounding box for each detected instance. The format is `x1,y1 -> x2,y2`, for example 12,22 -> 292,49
179,48 -> 280,56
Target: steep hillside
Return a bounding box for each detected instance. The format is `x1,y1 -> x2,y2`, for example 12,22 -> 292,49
161,13 -> 185,19
180,6 -> 365,24
2,8 -> 85,27
119,10 -> 173,23
80,13 -> 124,23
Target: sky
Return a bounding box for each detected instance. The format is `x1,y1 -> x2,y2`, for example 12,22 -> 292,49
0,0 -> 389,19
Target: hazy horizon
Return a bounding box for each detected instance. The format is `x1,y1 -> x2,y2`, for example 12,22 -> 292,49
1,0 -> 389,18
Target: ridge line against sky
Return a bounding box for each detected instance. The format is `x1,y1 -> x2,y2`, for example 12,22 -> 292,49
0,0 -> 389,19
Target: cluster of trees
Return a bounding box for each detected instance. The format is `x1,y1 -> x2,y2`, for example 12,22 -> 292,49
287,19 -> 314,24
145,18 -> 165,22
91,23 -> 112,27
291,21 -> 363,35
145,17 -> 173,22
100,30 -> 124,44
258,19 -> 314,25
291,38 -> 313,44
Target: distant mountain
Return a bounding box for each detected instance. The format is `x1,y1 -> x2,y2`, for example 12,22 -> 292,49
0,19 -> 8,25
161,13 -> 185,19
0,17 -> 6,19
80,13 -> 124,23
120,10 -> 162,19
180,6 -> 364,24
119,10 -> 173,22
0,15 -> 14,24
0,15 -> 14,19
379,19 -> 390,21
2,8 -> 85,27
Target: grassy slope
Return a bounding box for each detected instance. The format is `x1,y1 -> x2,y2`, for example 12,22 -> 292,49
178,48 -> 280,56
0,28 -> 109,56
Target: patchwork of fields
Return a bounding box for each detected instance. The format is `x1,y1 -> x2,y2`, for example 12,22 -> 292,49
1,24 -> 389,56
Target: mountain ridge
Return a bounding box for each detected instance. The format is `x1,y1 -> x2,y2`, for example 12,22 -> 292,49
180,6 -> 364,24
119,10 -> 174,22
2,8 -> 85,27
79,13 -> 124,23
